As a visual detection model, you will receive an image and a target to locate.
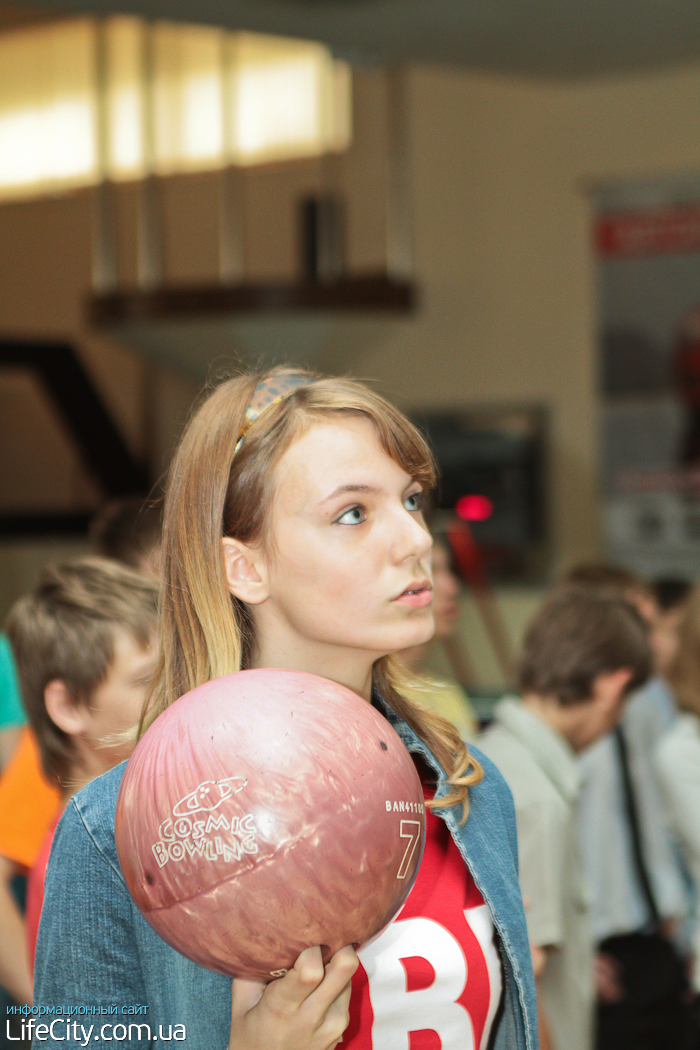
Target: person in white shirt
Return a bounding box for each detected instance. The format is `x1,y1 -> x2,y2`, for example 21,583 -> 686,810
655,584 -> 700,994
570,564 -> 694,1050
479,586 -> 652,1050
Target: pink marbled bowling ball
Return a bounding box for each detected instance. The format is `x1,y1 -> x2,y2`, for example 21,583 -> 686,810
115,668 -> 426,980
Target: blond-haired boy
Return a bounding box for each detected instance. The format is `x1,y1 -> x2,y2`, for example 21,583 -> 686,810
0,557 -> 157,999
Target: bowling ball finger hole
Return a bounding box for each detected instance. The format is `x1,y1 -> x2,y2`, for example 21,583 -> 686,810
146,875 -> 154,885
380,741 -> 387,750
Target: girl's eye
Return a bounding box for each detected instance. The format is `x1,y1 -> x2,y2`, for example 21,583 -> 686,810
404,491 -> 424,512
336,506 -> 366,525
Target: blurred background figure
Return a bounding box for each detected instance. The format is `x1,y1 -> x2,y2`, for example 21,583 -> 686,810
0,558 -> 157,1010
570,564 -> 696,1050
7,557 -> 158,974
89,497 -> 163,580
655,584 -> 700,996
0,726 -> 59,1006
650,578 -> 693,674
399,535 -> 478,740
0,631 -> 60,1017
0,636 -> 25,771
479,586 -> 652,1050
0,497 -> 162,1034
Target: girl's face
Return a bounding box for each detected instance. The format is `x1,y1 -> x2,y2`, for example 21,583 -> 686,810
247,416 -> 435,687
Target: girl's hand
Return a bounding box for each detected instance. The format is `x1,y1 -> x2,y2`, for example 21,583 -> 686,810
228,944 -> 359,1050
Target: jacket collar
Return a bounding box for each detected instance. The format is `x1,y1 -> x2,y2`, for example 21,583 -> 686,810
494,696 -> 581,804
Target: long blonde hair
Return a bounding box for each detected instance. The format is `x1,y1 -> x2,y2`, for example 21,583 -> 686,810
145,368 -> 482,818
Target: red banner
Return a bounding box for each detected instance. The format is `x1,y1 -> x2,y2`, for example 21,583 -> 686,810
596,203 -> 700,257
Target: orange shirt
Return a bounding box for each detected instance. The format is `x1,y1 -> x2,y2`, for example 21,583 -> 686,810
0,727 -> 61,870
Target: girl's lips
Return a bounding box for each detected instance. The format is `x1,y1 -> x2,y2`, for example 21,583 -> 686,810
395,588 -> 433,608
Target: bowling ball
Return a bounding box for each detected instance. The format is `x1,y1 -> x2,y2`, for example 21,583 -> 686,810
115,668 -> 426,980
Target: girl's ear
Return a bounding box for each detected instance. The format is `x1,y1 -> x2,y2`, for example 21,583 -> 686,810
220,537 -> 270,605
44,680 -> 89,736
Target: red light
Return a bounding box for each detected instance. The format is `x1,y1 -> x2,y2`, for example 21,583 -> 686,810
456,495 -> 494,522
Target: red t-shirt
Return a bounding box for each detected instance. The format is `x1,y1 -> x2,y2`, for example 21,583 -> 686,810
340,771 -> 502,1050
25,807 -> 63,973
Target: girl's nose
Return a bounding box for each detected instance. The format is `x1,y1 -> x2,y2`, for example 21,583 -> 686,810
391,507 -> 432,563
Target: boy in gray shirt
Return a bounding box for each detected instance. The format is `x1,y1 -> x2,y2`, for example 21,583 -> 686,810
479,588 -> 651,1050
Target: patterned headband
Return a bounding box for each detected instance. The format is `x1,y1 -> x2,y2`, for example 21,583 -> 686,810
234,372 -> 316,454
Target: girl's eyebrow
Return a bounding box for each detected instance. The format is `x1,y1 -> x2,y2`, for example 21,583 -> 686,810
319,483 -> 383,505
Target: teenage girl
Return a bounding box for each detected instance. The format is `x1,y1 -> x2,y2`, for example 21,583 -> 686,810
33,369 -> 537,1050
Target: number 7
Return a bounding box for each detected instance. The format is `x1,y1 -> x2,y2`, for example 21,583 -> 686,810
397,820 -> 422,879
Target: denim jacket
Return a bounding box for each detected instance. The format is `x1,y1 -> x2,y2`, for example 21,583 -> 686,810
33,701 -> 537,1050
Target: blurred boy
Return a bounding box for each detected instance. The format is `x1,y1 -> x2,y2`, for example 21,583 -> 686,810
568,563 -> 694,1050
478,587 -> 651,1050
0,557 -> 157,997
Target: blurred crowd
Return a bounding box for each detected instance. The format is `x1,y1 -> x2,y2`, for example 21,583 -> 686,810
2,496 -> 700,1050
0,499 -> 162,1048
